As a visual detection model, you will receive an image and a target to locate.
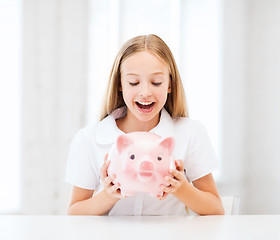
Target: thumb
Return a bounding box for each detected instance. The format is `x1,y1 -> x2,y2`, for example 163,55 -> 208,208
175,159 -> 184,172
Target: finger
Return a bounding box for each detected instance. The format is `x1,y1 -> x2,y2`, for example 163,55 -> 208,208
100,164 -> 108,181
184,169 -> 187,179
104,153 -> 108,161
160,185 -> 174,193
102,176 -> 110,188
100,161 -> 110,180
175,159 -> 184,172
100,160 -> 110,173
103,175 -> 114,188
160,182 -> 176,193
165,176 -> 180,188
108,184 -> 127,199
158,191 -> 169,200
107,182 -> 120,194
169,169 -> 185,181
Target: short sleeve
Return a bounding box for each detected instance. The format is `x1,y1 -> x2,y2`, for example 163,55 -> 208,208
184,121 -> 218,182
65,128 -> 100,190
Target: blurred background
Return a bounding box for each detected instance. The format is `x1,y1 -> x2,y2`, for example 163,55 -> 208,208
0,0 -> 279,215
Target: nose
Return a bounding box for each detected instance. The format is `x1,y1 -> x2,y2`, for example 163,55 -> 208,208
139,82 -> 152,97
139,161 -> 154,172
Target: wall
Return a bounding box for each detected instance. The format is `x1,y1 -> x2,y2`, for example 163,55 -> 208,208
21,0 -> 89,214
220,0 -> 280,214
218,0 -> 247,213
244,0 -> 280,214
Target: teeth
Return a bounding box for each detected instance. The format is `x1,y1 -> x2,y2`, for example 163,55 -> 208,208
138,101 -> 153,105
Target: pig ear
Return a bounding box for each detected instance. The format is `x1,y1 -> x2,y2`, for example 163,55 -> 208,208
159,137 -> 175,155
116,135 -> 133,153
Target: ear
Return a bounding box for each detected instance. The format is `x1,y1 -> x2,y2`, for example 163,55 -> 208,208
159,137 -> 174,155
167,82 -> 172,93
119,81 -> 123,91
168,76 -> 172,93
116,134 -> 132,153
168,86 -> 171,93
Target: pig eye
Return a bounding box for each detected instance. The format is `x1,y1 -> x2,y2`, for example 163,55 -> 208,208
157,155 -> 163,161
129,153 -> 135,160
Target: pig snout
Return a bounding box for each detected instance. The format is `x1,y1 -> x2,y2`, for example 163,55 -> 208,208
139,161 -> 154,172
138,161 -> 154,180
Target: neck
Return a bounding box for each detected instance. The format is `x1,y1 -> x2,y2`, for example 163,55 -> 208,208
116,112 -> 160,133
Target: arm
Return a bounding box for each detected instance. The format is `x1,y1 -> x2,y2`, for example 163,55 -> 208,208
67,156 -> 125,215
67,186 -> 119,215
160,160 -> 224,215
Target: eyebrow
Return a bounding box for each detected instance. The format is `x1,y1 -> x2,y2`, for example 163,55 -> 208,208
125,72 -> 165,76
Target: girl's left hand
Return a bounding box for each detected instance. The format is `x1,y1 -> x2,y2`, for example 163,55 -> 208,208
158,159 -> 187,200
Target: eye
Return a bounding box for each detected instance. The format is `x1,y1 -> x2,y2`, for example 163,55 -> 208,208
129,82 -> 139,86
152,82 -> 162,86
157,156 -> 162,161
129,153 -> 135,160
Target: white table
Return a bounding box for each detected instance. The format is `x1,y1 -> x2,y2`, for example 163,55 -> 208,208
0,215 -> 279,240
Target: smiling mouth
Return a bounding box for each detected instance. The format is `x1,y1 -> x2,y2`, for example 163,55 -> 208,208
136,102 -> 155,110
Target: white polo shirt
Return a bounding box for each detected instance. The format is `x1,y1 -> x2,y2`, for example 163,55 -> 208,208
65,106 -> 218,216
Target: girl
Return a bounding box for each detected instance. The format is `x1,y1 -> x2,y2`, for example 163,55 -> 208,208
65,34 -> 224,216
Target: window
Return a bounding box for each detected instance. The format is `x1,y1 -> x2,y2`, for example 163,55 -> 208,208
0,0 -> 21,213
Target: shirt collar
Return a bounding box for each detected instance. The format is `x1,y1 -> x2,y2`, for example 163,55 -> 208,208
95,106 -> 174,145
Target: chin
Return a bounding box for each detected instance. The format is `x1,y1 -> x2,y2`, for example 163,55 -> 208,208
135,111 -> 160,123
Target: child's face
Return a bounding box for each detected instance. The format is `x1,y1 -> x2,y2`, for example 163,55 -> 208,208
120,51 -> 171,125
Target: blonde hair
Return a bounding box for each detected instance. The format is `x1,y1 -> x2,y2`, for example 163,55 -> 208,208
100,34 -> 188,121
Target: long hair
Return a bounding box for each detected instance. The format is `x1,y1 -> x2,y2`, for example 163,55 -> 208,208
99,34 -> 188,121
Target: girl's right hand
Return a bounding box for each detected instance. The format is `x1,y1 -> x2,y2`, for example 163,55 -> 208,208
100,154 -> 126,200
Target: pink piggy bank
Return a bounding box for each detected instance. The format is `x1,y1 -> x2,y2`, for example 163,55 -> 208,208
107,132 -> 175,197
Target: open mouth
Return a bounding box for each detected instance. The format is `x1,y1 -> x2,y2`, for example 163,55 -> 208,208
136,101 -> 155,110
138,171 -> 153,181
138,171 -> 153,177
